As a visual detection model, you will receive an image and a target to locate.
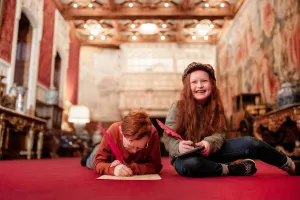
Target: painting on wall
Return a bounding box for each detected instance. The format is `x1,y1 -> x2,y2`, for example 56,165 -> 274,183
0,0 -> 4,33
217,0 -> 300,117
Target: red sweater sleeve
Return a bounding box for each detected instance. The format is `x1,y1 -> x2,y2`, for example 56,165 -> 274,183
93,125 -> 118,175
129,128 -> 163,175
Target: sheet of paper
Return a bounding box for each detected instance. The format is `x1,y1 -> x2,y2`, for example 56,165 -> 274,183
97,174 -> 162,180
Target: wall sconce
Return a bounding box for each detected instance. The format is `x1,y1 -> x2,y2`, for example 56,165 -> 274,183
68,105 -> 90,134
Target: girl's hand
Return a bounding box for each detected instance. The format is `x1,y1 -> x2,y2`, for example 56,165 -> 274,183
195,141 -> 211,156
179,140 -> 195,154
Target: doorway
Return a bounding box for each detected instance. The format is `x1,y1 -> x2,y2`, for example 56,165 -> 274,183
14,12 -> 32,88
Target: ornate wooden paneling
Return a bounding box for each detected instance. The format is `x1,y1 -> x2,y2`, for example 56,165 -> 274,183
253,104 -> 300,140
53,0 -> 245,47
0,105 -> 47,159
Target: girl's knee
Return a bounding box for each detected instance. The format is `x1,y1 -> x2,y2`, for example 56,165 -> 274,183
242,136 -> 260,152
175,157 -> 201,176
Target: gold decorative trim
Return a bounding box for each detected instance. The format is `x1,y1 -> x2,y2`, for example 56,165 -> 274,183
253,104 -> 300,140
0,106 -> 46,159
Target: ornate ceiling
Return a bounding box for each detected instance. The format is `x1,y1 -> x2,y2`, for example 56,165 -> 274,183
54,0 -> 245,48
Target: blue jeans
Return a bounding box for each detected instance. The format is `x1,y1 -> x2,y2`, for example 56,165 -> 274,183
174,136 -> 288,177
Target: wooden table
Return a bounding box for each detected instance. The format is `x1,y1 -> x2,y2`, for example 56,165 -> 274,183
0,106 -> 47,159
253,103 -> 300,141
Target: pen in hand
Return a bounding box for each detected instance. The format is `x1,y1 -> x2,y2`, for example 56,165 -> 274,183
110,160 -> 133,176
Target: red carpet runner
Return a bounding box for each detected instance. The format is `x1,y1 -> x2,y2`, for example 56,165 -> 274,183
0,157 -> 299,200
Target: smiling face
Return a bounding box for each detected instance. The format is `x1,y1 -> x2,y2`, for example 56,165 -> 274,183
190,70 -> 212,104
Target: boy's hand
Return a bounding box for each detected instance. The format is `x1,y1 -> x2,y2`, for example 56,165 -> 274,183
110,160 -> 121,167
114,164 -> 133,177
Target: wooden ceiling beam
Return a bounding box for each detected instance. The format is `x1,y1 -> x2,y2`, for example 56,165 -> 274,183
82,42 -> 121,49
68,21 -> 83,42
63,7 -> 233,20
142,0 -> 156,8
180,0 -> 194,11
81,35 -> 217,47
176,21 -> 184,42
107,0 -> 117,11
113,21 -> 121,41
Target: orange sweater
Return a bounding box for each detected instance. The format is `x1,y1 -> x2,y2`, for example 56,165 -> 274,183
93,122 -> 163,175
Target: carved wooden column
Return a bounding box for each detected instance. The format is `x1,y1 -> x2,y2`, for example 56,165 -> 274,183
26,123 -> 35,160
37,129 -> 44,159
0,113 -> 5,156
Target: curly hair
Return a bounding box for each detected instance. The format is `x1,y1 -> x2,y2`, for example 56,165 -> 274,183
121,109 -> 152,140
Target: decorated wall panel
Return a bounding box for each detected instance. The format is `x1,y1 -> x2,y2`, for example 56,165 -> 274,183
51,10 -> 70,106
0,0 -> 16,64
78,46 -> 122,122
217,0 -> 300,117
38,0 -> 56,87
65,30 -> 80,104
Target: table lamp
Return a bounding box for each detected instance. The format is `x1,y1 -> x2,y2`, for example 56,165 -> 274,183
68,105 -> 90,134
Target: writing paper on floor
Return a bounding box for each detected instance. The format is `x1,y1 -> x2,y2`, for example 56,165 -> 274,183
97,174 -> 162,180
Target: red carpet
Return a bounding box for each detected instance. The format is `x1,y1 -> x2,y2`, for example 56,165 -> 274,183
0,157 -> 299,200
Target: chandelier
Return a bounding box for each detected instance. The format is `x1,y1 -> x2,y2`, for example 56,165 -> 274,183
87,24 -> 102,36
139,23 -> 159,35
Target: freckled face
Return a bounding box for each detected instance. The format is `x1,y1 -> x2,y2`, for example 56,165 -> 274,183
190,70 -> 212,104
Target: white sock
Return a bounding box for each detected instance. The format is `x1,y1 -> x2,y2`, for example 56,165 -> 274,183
221,164 -> 229,176
280,157 -> 294,174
